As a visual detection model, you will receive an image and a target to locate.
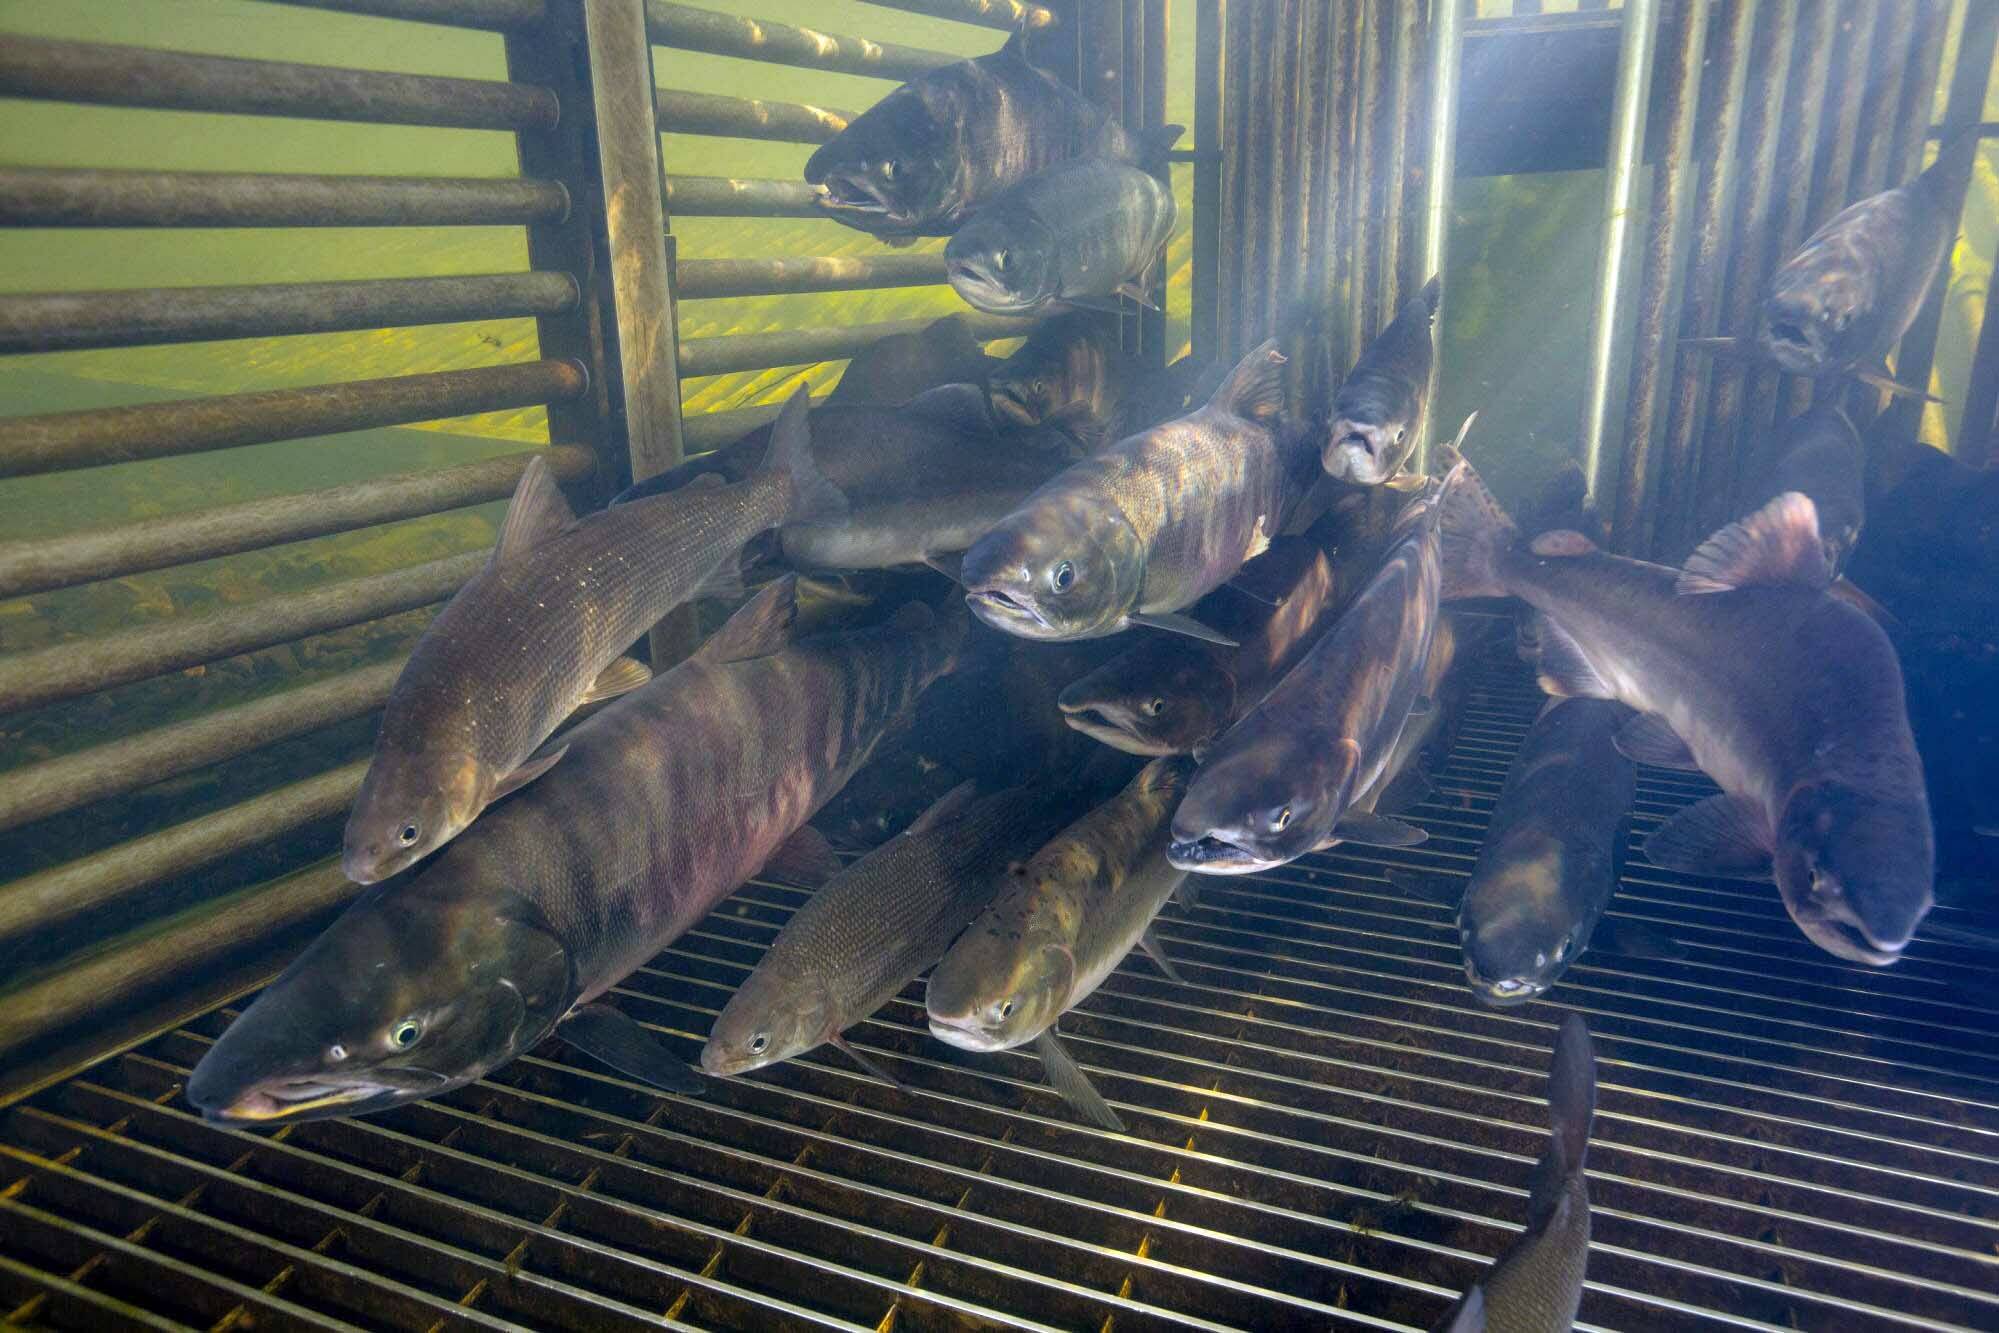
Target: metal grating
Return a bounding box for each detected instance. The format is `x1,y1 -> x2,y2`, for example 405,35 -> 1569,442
3,653 -> 1997,1332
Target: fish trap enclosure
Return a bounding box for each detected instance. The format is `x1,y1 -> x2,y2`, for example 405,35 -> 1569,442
2,1 -> 1997,1330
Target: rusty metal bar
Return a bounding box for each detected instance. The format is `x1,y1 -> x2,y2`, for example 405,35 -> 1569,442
0,446 -> 595,601
0,167 -> 569,230
0,551 -> 481,717
1611,0 -> 1710,555
655,88 -> 852,144
664,174 -> 820,217
1576,0 -> 1662,499
1415,0 -> 1465,474
0,361 -> 587,480
0,861 -> 356,1061
643,3 -> 954,81
679,313 -> 1038,378
255,0 -> 549,28
0,35 -> 558,130
0,272 -> 580,357
1191,0 -> 1221,361
859,0 -> 1054,28
0,663 -> 404,834
1871,0 -> 1949,196
677,254 -> 947,300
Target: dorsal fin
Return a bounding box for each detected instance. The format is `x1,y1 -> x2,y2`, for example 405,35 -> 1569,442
493,454 -> 575,566
1415,273 -> 1441,320
905,780 -> 980,836
995,25 -> 1035,66
693,575 -> 798,664
1206,339 -> 1287,423
1678,492 -> 1832,595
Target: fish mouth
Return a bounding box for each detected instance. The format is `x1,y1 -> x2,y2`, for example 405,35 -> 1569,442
814,172 -> 897,219
1166,835 -> 1274,875
1760,315 -> 1830,375
1794,912 -> 1904,966
195,1076 -> 424,1126
1321,424 -> 1394,484
927,1016 -> 1007,1052
947,261 -> 1033,315
1058,703 -> 1175,756
1464,960 -> 1548,1008
966,586 -> 1057,636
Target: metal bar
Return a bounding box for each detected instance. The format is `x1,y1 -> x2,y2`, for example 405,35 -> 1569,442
655,88 -> 853,144
0,551 -> 482,717
253,0 -> 549,28
0,360 -> 588,480
1576,0 -> 1662,499
1216,0 -> 1250,360
1611,0 -> 1707,555
679,314 -> 1037,378
676,254 -> 948,300
0,662 -> 404,834
644,2 -> 955,81
681,396 -> 827,452
0,35 -> 558,130
1878,1 -> 1951,193
1139,0 -> 1169,365
859,0 -> 1054,28
1961,272 -> 1999,468
0,167 -> 569,230
0,446 -> 595,601
1416,0 -> 1465,474
664,174 -> 821,217
0,272 -> 579,357
0,862 -> 356,1060
1191,0 -> 1221,361
1924,119 -> 1999,139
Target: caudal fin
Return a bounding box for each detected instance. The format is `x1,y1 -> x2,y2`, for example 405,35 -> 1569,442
763,386 -> 847,524
1546,1012 -> 1597,1180
1433,438 -> 1516,601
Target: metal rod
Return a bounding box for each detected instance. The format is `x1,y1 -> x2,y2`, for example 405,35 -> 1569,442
0,167 -> 569,230
1960,270 -> 1999,468
0,271 -> 579,357
253,0 -> 548,28
676,254 -> 947,300
1139,0 -> 1168,366
1216,0 -> 1250,360
0,35 -> 558,130
0,360 -> 588,480
0,861 -> 357,1059
1416,0 -> 1465,474
680,396 -> 827,452
0,552 -> 482,717
858,0 -> 1054,28
678,313 -> 1038,378
0,446 -> 595,601
664,174 -> 821,217
643,2 -> 955,81
1191,0 -> 1222,361
1611,0 -> 1709,555
654,88 -> 853,144
0,661 -> 404,835
1877,1 -> 1950,194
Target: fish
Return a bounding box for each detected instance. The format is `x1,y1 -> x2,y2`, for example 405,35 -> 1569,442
1322,275 -> 1441,485
959,339 -> 1313,645
825,313 -> 999,408
945,139 -> 1181,317
700,780 -> 1081,1084
341,388 -> 844,884
1167,456 -> 1468,874
1431,1012 -> 1596,1333
1436,448 -> 1934,964
926,756 -> 1194,1132
1739,400 -> 1865,577
186,579 -> 965,1126
804,30 -> 1138,241
986,311 -> 1144,444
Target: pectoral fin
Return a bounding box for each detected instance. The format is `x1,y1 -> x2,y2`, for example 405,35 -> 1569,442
1385,869 -> 1463,907
1642,794 -> 1773,879
922,550 -> 966,584
1060,293 -> 1130,315
831,1035 -> 907,1090
577,656 -> 652,707
1614,712 -> 1700,770
561,1004 -> 705,1094
1435,1285 -> 1486,1333
1329,811 -> 1428,847
1127,611 -> 1240,647
1139,925 -> 1185,984
761,824 -> 842,887
1594,918 -> 1688,961
1035,1029 -> 1125,1132
492,743 -> 568,801
1852,364 -> 1939,403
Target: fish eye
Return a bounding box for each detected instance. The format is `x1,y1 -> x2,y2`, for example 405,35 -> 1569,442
879,159 -> 898,181
748,1033 -> 769,1055
390,1020 -> 422,1049
398,822 -> 420,847
1049,560 -> 1076,593
328,1043 -> 347,1062
1272,806 -> 1292,831
997,999 -> 1015,1020
998,248 -> 1013,273
1395,427 -> 1407,445
1143,696 -> 1166,717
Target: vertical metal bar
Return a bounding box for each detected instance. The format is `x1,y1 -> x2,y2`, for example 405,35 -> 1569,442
1881,0 -> 1999,442
1962,290 -> 1999,468
1416,0 -> 1464,474
1192,0 -> 1222,361
1577,0 -> 1663,498
1140,0 -> 1169,365
1377,0 -> 1422,313
1219,0 -> 1252,359
1878,0 -> 1951,194
1611,0 -> 1710,555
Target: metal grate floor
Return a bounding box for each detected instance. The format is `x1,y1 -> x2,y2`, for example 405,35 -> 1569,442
4,661 -> 1997,1332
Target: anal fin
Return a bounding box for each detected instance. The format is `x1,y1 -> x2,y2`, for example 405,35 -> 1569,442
560,1004 -> 705,1094
577,656 -> 652,707
1521,614 -> 1615,700
1035,1029 -> 1125,1132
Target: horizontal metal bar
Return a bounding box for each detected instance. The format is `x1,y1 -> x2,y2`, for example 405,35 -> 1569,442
0,272 -> 580,356
0,660 -> 402,834
0,445 -> 595,600
644,2 -> 955,81
0,550 -> 481,716
1924,120 -> 1999,138
0,167 -> 569,229
677,254 -> 946,300
679,397 -> 824,451
664,174 -> 821,217
858,0 -> 1054,30
0,360 -> 588,479
0,860 -> 356,1058
252,0 -> 550,30
678,312 -> 1035,377
0,35 -> 559,130
656,88 -> 852,144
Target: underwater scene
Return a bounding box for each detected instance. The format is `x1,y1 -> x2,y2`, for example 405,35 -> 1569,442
0,1 -> 1997,1329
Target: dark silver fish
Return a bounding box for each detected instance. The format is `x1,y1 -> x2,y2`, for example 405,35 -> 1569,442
186,581 -> 963,1125
927,757 -> 1193,1132
342,389 -> 842,884
699,781 -> 1073,1083
1167,460 -> 1469,873
1438,450 -> 1933,964
804,31 -> 1136,241
1322,275 -> 1441,485
946,145 -> 1180,316
986,311 -> 1143,443
960,340 -> 1312,645
1432,1012 -> 1596,1333
825,314 -> 998,408
1739,401 -> 1865,576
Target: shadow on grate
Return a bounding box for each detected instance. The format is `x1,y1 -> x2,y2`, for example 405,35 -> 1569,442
4,660 -> 1997,1332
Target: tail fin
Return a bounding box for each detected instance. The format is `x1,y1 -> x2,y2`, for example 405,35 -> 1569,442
763,386 -> 847,524
1546,1012 -> 1597,1180
1433,436 -> 1516,601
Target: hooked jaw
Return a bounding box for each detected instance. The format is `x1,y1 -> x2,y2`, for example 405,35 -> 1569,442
1760,296 -> 1840,376
1165,828 -> 1280,875
1784,876 -> 1916,966
1321,418 -> 1408,486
